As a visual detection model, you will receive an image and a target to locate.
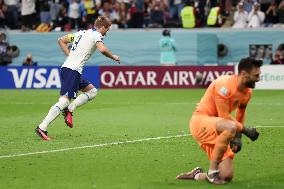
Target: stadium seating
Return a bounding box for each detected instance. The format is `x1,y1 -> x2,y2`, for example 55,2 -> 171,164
8,28 -> 284,66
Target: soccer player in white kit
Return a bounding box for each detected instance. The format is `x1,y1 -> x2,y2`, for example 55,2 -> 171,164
35,16 -> 120,140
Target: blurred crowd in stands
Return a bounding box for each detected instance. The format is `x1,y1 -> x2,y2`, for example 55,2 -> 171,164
0,0 -> 284,32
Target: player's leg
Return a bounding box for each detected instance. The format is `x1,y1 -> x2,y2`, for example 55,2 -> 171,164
64,78 -> 97,127
176,167 -> 207,180
68,83 -> 97,112
210,119 -> 236,169
207,119 -> 236,184
218,157 -> 233,182
177,115 -> 235,184
35,67 -> 79,139
176,150 -> 233,183
177,115 -> 218,181
35,96 -> 70,140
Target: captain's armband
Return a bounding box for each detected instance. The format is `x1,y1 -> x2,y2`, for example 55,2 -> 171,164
67,34 -> 75,43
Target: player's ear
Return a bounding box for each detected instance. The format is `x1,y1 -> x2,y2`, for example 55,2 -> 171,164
240,70 -> 249,78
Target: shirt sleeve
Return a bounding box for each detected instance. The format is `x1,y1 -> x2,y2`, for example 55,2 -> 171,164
171,39 -> 177,51
93,31 -> 103,44
214,79 -> 232,100
214,79 -> 244,131
68,31 -> 82,43
236,90 -> 252,125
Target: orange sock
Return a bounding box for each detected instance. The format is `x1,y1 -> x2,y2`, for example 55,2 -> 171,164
212,130 -> 234,162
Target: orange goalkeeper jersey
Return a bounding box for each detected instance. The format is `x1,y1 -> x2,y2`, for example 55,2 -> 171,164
193,75 -> 252,130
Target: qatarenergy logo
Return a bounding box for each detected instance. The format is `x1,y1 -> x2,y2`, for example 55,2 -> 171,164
261,73 -> 284,81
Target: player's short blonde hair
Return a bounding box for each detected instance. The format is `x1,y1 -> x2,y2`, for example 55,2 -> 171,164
95,16 -> 112,29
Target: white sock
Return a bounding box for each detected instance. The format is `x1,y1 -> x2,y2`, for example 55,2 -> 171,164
39,97 -> 69,131
208,169 -> 219,175
68,88 -> 97,112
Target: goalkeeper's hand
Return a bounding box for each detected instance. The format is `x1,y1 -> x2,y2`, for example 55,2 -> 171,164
243,127 -> 259,141
230,132 -> 242,153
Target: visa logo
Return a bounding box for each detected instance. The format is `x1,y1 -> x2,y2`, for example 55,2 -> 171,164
8,68 -> 61,88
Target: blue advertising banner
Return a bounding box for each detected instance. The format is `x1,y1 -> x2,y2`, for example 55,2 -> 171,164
0,66 -> 100,89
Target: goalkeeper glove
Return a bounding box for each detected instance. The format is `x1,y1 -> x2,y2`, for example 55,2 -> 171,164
230,132 -> 242,153
242,127 -> 259,141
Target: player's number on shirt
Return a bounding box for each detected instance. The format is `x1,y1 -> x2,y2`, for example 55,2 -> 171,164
71,35 -> 82,51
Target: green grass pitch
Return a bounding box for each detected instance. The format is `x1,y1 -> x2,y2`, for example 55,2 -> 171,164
0,89 -> 283,189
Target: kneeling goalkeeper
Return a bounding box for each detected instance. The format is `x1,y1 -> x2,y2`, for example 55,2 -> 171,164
176,57 -> 262,184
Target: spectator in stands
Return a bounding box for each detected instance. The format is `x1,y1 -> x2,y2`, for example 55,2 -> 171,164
271,49 -> 284,64
271,44 -> 284,64
111,1 -> 121,29
0,1 -> 8,29
0,32 -> 20,66
248,2 -> 265,28
232,2 -> 248,28
4,0 -> 19,29
83,0 -> 98,28
98,1 -> 119,29
169,0 -> 184,22
118,1 -> 129,28
194,0 -> 207,27
243,0 -> 256,13
39,0 -> 51,24
57,1 -> 69,31
0,32 -> 10,65
180,0 -> 196,28
275,0 -> 284,26
143,0 -> 151,28
149,0 -> 166,27
264,1 -> 278,27
22,53 -> 38,66
35,0 -> 52,32
159,29 -> 177,66
134,0 -> 145,28
50,0 -> 62,29
207,4 -> 224,27
128,0 -> 144,28
21,0 -> 36,32
67,0 -> 86,30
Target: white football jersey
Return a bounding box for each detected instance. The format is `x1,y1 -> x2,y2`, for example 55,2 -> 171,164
62,29 -> 103,74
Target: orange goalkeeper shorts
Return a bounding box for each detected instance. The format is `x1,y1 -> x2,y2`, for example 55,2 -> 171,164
189,114 -> 234,161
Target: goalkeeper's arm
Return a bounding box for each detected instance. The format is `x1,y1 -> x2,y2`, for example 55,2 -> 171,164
242,127 -> 259,141
236,102 -> 259,141
230,127 -> 259,153
230,131 -> 242,153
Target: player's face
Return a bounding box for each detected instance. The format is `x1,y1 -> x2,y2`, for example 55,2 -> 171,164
244,67 -> 261,88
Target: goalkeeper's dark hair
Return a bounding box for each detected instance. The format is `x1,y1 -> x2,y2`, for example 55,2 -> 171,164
238,57 -> 263,74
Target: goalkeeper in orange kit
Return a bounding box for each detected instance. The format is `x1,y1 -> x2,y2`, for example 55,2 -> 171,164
176,57 -> 262,184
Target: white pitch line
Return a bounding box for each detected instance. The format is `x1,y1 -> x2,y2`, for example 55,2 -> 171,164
256,125 -> 284,128
0,134 -> 190,159
0,102 -> 283,106
0,125 -> 283,159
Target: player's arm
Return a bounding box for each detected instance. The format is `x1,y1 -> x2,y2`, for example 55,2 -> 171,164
215,95 -> 244,131
215,95 -> 246,153
96,42 -> 120,64
232,105 -> 258,153
236,104 -> 247,125
236,96 -> 259,141
58,34 -> 75,56
230,104 -> 247,153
